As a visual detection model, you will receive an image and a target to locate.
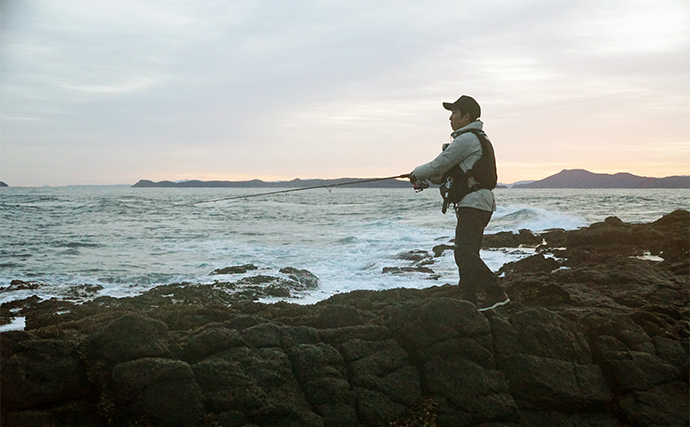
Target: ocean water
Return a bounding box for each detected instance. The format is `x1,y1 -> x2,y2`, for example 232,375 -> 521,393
1,186 -> 688,307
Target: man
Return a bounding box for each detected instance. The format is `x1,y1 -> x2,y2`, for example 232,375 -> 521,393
409,95 -> 509,311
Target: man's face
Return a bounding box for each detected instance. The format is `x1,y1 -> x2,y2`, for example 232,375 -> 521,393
449,109 -> 471,130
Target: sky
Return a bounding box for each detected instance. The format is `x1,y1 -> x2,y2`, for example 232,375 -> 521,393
1,0 -> 688,186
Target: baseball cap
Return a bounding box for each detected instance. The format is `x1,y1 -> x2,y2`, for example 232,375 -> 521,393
442,95 -> 481,118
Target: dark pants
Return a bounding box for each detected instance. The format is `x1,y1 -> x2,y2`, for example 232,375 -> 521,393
454,207 -> 499,296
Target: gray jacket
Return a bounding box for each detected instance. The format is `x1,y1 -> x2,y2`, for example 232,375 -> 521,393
412,120 -> 496,212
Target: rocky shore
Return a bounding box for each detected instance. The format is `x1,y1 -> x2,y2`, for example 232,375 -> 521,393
2,210 -> 688,426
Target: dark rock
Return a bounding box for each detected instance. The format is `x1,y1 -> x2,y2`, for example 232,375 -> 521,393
222,314 -> 266,330
241,322 -> 282,348
0,330 -> 36,359
235,274 -> 276,285
65,284 -> 103,298
518,410 -> 621,427
4,279 -> 42,291
4,401 -> 103,427
483,229 -> 543,248
279,267 -> 320,289
395,249 -> 430,261
432,243 -> 454,257
81,313 -> 170,364
499,353 -> 610,410
210,264 -> 258,275
382,266 -> 437,275
489,309 -> 610,412
652,209 -> 690,227
499,253 -> 561,276
183,326 -> 244,362
397,298 -> 490,354
111,358 -> 204,426
288,343 -> 356,426
192,346 -> 321,425
595,335 -> 680,392
423,355 -> 518,426
490,308 -> 592,363
1,339 -> 90,411
618,381 -> 689,427
280,325 -> 321,348
319,324 -> 390,345
310,304 -> 363,329
341,338 -> 421,408
355,388 -> 408,425
1,295 -> 41,323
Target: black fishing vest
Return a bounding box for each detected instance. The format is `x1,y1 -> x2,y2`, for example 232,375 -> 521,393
439,128 -> 497,214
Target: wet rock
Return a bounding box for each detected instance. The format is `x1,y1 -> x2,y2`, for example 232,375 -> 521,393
111,358 -> 204,427
310,304 -> 363,329
210,263 -> 258,275
499,354 -> 610,410
618,381 -> 689,427
383,266 -> 435,274
4,401 -> 103,427
183,326 -> 245,362
1,339 -> 90,411
423,355 -> 517,426
288,343 -> 356,426
483,229 -> 543,248
595,335 -> 680,392
382,266 -> 440,279
81,313 -> 170,364
491,308 -> 592,363
397,298 -> 490,353
341,340 -> 422,412
518,410 -> 621,427
65,284 -> 103,298
499,253 -> 561,275
432,243 -> 454,257
395,249 -> 432,262
4,279 -> 43,291
279,267 -> 320,289
490,309 -> 610,412
241,322 -> 282,348
192,346 -> 321,425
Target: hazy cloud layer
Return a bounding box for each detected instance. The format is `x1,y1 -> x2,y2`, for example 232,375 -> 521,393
1,0 -> 688,185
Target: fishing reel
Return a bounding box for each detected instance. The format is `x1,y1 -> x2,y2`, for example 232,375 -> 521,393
413,180 -> 429,192
404,173 -> 429,193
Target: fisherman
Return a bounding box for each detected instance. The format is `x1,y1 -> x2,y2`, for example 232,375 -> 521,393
408,95 -> 509,311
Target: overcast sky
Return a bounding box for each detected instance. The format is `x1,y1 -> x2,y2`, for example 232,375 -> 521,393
1,0 -> 688,186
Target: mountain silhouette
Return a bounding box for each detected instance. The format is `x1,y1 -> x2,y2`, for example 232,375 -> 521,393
513,169 -> 689,188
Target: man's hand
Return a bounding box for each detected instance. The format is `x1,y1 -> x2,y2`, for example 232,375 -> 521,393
403,173 -> 428,191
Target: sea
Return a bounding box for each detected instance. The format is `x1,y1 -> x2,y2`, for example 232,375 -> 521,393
1,187 -> 688,314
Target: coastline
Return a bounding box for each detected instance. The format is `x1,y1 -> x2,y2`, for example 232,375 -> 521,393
2,210 -> 688,426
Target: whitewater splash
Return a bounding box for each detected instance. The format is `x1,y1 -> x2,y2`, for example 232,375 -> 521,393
1,187 -> 686,306
490,205 -> 587,233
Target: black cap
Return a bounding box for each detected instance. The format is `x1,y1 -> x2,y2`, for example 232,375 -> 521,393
442,95 -> 481,119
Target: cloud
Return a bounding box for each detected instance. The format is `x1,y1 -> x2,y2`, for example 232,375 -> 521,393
1,0 -> 688,185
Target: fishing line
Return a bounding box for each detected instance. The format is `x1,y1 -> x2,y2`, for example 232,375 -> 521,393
189,174 -> 411,206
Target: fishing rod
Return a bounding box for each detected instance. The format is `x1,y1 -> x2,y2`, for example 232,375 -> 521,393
190,174 -> 412,205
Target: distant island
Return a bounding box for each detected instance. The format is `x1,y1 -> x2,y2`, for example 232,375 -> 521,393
133,169 -> 689,189
0,181 -> 8,187
513,169 -> 689,188
132,178 -> 411,189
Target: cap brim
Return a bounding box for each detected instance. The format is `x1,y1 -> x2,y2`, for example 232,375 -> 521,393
442,102 -> 455,111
